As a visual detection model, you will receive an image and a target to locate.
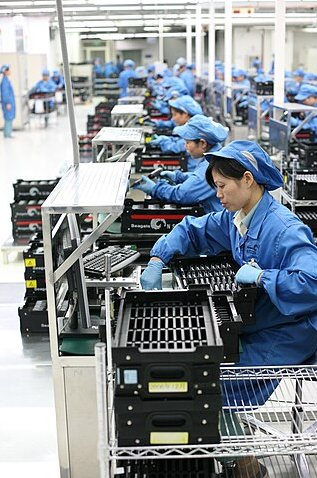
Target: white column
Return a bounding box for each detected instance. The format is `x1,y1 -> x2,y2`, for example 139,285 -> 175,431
208,0 -> 215,83
195,3 -> 202,77
274,0 -> 285,105
224,0 -> 232,98
158,17 -> 164,63
186,15 -> 192,65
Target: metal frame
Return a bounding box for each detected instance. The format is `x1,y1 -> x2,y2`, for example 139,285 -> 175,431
42,162 -> 131,478
248,94 -> 273,141
111,104 -> 145,128
91,127 -> 143,162
95,345 -> 317,477
269,103 -> 317,155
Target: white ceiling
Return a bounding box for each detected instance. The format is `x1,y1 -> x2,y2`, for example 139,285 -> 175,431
1,0 -> 317,38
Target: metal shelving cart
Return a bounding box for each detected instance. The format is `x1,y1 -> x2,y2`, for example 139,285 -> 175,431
42,162 -> 133,478
91,127 -> 143,162
95,341 -> 317,478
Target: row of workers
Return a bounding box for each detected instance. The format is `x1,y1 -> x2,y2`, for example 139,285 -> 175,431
118,57 -> 196,98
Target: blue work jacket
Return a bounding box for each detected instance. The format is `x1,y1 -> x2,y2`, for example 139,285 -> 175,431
151,144 -> 223,213
154,118 -> 176,130
1,76 -> 15,120
118,69 -> 137,97
31,79 -> 57,93
180,69 -> 195,97
151,191 -> 317,404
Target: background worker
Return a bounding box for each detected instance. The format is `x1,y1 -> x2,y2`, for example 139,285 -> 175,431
0,64 -> 16,139
133,115 -> 228,213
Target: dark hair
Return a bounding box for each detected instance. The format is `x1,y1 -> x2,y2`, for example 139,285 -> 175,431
205,157 -> 248,188
191,138 -> 214,149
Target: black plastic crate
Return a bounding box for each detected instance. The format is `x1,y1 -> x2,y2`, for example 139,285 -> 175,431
295,208 -> 317,234
24,270 -> 46,299
250,80 -> 274,96
121,199 -> 203,234
13,179 -> 59,201
12,220 -> 43,237
284,169 -> 317,199
297,141 -> 317,168
119,458 -> 215,478
115,395 -> 221,446
11,200 -> 43,220
18,298 -> 48,334
128,77 -> 147,88
113,289 -> 224,365
95,101 -> 117,114
135,151 -> 187,172
171,255 -> 257,325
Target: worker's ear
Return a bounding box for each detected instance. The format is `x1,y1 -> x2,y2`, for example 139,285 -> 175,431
243,171 -> 255,188
200,139 -> 208,151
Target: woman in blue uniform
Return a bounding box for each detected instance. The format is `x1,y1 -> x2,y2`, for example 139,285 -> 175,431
132,115 -> 228,213
140,140 -> 317,478
0,64 -> 16,138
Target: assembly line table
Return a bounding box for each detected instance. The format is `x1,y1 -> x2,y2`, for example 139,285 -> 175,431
41,162 -> 131,478
91,127 -> 143,162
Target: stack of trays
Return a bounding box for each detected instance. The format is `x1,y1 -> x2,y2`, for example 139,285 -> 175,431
171,254 -> 257,328
113,289 -> 224,447
120,458 -> 214,478
121,198 -> 203,234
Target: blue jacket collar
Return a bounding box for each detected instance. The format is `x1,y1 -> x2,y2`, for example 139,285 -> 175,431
245,191 -> 274,239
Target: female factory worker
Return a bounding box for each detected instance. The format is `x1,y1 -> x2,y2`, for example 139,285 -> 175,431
133,115 -> 228,213
150,95 -> 203,171
141,140 -> 317,477
291,84 -> 317,140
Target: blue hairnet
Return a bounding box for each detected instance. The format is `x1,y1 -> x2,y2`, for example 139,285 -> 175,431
205,140 -> 283,191
135,66 -> 147,78
304,72 -> 317,81
52,69 -> 59,76
295,84 -> 317,101
173,115 -> 228,144
187,63 -> 195,69
173,64 -> 180,74
147,65 -> 155,73
123,59 -> 135,68
293,68 -> 305,77
42,68 -> 50,76
0,64 -> 9,73
169,95 -> 203,116
233,68 -> 247,78
164,83 -> 188,100
176,57 -> 187,67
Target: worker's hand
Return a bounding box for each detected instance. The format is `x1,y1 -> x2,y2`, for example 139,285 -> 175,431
150,135 -> 167,146
160,170 -> 177,183
132,175 -> 155,195
141,259 -> 164,290
6,104 -> 11,111
235,263 -> 263,286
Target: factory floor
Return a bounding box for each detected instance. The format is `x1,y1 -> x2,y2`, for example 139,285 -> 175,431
0,107 -> 312,478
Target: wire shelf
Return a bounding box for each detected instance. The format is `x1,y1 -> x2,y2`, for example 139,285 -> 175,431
97,364 -> 317,460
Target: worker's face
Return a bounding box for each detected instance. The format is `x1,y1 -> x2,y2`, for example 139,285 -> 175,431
171,109 -> 190,125
294,75 -> 303,83
212,170 -> 253,212
303,95 -> 317,106
43,74 -> 49,82
185,139 -> 207,158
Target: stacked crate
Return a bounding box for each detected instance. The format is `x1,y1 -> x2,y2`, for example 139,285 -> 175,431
11,179 -> 59,243
113,289 -> 224,447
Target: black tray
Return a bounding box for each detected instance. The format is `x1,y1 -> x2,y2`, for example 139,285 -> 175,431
115,395 -> 221,447
135,151 -> 187,172
171,254 -> 257,325
119,458 -> 214,478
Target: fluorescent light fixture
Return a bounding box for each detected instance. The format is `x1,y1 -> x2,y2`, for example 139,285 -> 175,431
92,0 -> 140,3
99,5 -> 137,10
65,20 -> 115,27
143,5 -> 184,10
0,0 -> 32,5
63,6 -> 97,11
14,7 -> 55,12
66,26 -> 118,32
108,15 -> 143,19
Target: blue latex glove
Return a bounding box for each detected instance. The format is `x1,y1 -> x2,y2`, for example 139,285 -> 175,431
235,263 -> 263,285
150,135 -> 165,146
141,260 -> 164,290
160,170 -> 177,182
132,176 -> 156,195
